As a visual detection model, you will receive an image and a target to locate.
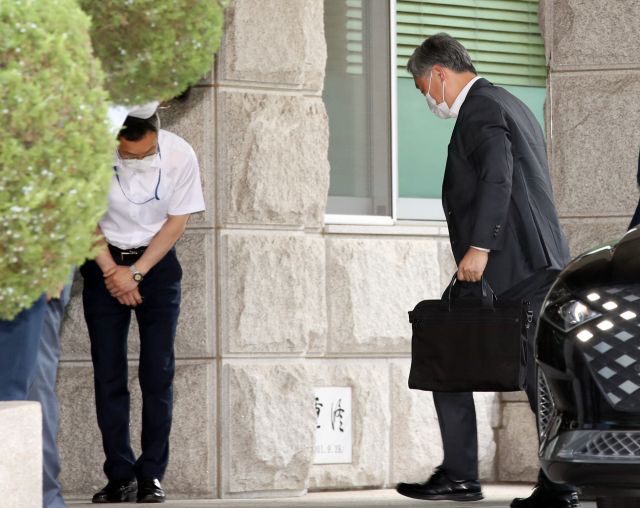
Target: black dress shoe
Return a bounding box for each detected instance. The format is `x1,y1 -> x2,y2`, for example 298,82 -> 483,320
396,467 -> 483,502
92,478 -> 137,503
137,478 -> 165,503
511,485 -> 580,508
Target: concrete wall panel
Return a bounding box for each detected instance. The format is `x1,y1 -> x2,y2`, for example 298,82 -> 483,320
217,91 -> 330,227
57,361 -> 216,498
561,217 -> 629,258
218,0 -> 326,89
550,0 -> 640,70
220,233 -> 327,355
221,363 -> 315,497
309,363 -> 390,489
550,71 -> 640,218
327,238 -> 445,354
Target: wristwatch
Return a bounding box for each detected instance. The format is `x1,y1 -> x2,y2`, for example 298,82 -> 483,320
130,265 -> 144,282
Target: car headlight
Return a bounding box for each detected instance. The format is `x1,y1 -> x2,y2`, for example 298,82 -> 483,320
556,300 -> 602,330
542,281 -> 602,332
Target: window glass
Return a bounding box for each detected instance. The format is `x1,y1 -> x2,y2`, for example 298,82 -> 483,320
324,0 -> 392,217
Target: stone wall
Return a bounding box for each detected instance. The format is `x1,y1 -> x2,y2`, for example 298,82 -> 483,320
53,0 -> 602,500
539,0 -> 640,257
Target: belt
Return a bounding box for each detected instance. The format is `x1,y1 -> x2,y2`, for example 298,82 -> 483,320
108,244 -> 148,262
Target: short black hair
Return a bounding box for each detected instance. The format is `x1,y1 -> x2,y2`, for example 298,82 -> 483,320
407,32 -> 477,78
118,112 -> 160,142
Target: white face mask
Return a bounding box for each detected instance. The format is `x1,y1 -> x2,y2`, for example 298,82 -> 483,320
119,152 -> 156,174
425,70 -> 455,120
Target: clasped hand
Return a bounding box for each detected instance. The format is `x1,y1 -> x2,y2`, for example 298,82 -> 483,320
104,265 -> 143,307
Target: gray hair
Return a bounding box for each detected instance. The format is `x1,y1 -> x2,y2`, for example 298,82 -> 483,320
406,32 -> 477,78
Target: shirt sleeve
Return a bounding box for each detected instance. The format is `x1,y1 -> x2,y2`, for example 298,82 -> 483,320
471,246 -> 491,253
167,149 -> 206,216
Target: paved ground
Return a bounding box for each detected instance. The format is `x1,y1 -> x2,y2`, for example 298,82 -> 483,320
67,485 -> 597,508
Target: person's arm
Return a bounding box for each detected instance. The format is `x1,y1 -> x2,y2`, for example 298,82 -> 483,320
467,128 -> 513,250
93,225 -> 142,306
457,98 -> 512,281
93,225 -> 118,273
104,214 -> 189,298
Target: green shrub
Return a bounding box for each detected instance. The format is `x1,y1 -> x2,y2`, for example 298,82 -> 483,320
0,0 -> 115,320
79,0 -> 226,105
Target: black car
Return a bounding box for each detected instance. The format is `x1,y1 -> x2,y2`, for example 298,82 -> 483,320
538,227 -> 640,508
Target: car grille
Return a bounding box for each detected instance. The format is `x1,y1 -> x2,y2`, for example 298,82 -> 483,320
575,284 -> 640,412
576,431 -> 640,458
538,369 -> 556,439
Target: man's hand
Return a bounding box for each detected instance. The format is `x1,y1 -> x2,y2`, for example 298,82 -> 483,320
457,248 -> 489,282
104,265 -> 138,297
46,285 -> 64,302
116,288 -> 143,307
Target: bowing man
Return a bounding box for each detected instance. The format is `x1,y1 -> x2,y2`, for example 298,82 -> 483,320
81,103 -> 204,504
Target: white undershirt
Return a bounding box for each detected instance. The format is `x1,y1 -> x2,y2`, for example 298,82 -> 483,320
99,130 -> 206,249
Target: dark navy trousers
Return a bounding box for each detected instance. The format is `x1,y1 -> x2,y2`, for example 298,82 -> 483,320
0,293 -> 47,401
80,247 -> 181,481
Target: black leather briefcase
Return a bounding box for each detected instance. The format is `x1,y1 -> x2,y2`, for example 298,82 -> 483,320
408,274 -> 532,392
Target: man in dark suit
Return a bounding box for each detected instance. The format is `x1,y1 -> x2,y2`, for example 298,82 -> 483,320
396,33 -> 578,508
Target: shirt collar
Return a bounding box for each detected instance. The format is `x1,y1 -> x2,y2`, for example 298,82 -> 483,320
449,76 -> 482,118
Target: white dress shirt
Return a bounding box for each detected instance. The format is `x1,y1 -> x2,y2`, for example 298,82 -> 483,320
100,129 -> 205,250
448,76 -> 490,253
450,75 -> 482,118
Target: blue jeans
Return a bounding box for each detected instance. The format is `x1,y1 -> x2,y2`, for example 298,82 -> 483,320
28,275 -> 74,508
0,294 -> 47,400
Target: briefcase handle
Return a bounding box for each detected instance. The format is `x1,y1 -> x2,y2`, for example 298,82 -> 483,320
439,273 -> 496,311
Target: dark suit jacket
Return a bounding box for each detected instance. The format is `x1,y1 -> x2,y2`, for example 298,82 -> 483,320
442,78 -> 571,295
629,149 -> 640,230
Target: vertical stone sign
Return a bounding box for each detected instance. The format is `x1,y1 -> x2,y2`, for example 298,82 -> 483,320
314,387 -> 352,464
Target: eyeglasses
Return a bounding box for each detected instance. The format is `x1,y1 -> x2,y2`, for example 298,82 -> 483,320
117,146 -> 159,161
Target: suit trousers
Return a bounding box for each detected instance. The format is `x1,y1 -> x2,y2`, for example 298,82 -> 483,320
0,293 -> 47,401
27,275 -> 74,508
81,247 -> 181,481
432,269 -> 575,492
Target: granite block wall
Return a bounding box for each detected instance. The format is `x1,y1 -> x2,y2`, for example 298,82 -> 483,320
540,0 -> 640,256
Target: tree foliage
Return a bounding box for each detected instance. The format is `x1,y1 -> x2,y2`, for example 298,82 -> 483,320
79,0 -> 226,105
0,0 -> 115,319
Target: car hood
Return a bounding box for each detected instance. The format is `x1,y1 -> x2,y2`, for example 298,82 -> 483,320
560,227 -> 640,293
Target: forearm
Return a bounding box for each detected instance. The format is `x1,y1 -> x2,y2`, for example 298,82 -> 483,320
93,225 -> 118,273
134,215 -> 189,275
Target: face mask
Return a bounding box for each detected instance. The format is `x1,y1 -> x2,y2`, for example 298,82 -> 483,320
120,153 -> 156,174
426,71 -> 455,120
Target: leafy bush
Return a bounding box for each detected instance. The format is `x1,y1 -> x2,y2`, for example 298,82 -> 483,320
0,0 -> 115,319
79,0 -> 226,105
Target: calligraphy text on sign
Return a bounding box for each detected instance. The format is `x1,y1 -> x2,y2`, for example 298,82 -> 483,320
314,387 -> 352,464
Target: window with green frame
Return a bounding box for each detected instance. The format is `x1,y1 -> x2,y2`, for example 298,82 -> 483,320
396,0 -> 547,220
